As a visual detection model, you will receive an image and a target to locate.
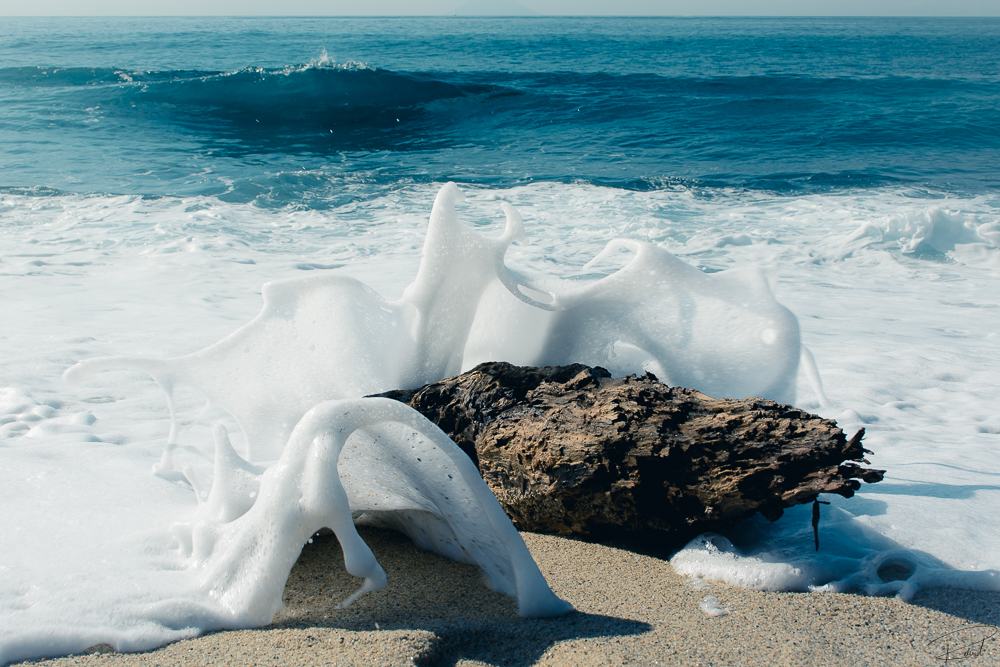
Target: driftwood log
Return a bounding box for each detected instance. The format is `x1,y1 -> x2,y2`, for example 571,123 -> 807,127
376,362 -> 883,545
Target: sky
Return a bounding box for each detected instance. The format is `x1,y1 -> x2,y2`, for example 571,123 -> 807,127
1,0 -> 999,16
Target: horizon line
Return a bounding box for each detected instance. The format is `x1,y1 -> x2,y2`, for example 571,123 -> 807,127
3,14 -> 999,18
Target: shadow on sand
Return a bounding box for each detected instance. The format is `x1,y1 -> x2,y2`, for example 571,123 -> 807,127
272,528 -> 651,667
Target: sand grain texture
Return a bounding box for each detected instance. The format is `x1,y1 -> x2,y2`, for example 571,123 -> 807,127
20,529 -> 1000,667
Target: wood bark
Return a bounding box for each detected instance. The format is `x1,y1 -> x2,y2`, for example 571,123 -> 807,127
376,362 -> 883,545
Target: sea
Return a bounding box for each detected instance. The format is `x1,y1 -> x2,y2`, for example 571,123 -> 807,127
1,16 -> 999,663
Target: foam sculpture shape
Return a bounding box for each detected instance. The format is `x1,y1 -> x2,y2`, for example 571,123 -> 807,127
66,183 -> 806,462
466,239 -> 804,404
63,183 -> 808,620
537,239 -> 802,404
64,183 -> 538,462
167,398 -> 572,622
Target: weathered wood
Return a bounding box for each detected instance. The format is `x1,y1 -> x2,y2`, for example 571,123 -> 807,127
376,362 -> 883,545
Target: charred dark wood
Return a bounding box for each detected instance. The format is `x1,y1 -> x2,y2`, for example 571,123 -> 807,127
375,362 -> 883,545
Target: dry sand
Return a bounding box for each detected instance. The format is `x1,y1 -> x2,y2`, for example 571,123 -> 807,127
19,528 -> 1000,666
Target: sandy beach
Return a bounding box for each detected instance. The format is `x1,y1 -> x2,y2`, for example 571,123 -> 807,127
16,527 -> 999,667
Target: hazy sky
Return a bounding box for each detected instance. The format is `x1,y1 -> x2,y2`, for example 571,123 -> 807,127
2,0 -> 999,16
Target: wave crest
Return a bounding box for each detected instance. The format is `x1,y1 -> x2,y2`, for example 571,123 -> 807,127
0,61 -> 494,128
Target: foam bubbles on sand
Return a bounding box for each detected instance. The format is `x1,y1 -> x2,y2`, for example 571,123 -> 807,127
699,596 -> 729,617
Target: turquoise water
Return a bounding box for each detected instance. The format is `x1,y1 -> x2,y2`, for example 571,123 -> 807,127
2,17 -> 998,207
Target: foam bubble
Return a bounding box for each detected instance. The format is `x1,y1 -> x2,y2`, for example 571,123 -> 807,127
671,534 -> 816,592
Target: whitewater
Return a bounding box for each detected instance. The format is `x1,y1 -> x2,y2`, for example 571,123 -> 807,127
2,15 -> 1000,664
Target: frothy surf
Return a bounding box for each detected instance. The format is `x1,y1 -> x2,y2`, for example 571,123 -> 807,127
2,181 -> 1000,664
50,182 -> 798,644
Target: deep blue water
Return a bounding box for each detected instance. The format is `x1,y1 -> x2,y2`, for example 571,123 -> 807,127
1,17 -> 998,208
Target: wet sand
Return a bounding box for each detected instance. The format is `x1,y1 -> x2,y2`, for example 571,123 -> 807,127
20,528 -> 1000,666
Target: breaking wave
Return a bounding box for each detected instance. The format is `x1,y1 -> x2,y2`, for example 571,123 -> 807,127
0,61 -> 500,128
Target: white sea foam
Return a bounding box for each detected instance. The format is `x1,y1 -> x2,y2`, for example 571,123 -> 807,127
170,400 -> 571,624
2,182 -> 999,662
63,183 -> 802,461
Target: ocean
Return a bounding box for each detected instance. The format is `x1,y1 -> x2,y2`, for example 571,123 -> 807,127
1,16 -> 999,662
